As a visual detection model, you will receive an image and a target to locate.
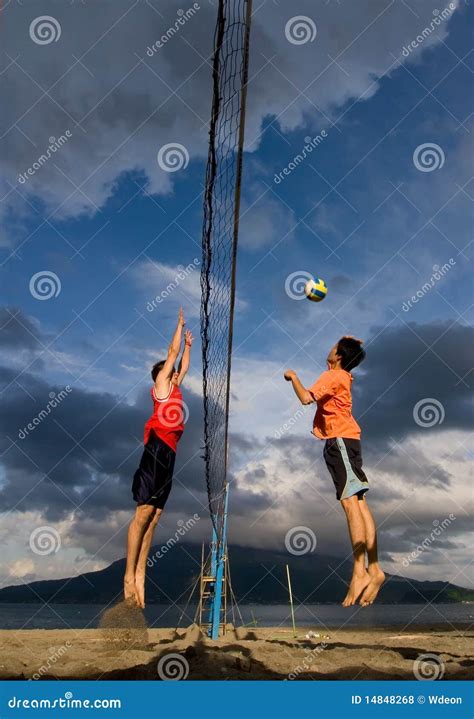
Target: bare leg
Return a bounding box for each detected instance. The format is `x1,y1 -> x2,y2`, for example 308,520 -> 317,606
124,505 -> 156,604
341,495 -> 370,607
134,509 -> 161,609
358,496 -> 385,606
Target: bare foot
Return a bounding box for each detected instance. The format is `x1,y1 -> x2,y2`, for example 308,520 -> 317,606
342,571 -> 371,607
124,575 -> 138,605
135,572 -> 145,609
359,568 -> 385,606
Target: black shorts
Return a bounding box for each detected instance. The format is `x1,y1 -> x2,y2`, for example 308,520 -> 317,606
323,437 -> 369,501
132,433 -> 175,509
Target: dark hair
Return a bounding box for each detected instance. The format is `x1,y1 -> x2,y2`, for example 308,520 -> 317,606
336,338 -> 366,372
151,360 -> 172,382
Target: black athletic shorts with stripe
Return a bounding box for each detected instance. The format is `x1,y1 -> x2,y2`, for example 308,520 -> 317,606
132,432 -> 175,509
323,437 -> 369,501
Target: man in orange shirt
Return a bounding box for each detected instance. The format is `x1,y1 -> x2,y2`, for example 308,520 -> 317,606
284,336 -> 385,607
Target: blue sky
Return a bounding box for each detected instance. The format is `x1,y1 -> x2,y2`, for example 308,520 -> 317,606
0,0 -> 472,593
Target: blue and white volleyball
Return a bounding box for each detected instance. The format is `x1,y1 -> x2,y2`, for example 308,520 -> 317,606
304,276 -> 327,302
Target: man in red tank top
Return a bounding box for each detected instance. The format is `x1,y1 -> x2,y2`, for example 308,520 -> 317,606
124,307 -> 193,608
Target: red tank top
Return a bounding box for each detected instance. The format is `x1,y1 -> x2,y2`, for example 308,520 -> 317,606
143,384 -> 185,452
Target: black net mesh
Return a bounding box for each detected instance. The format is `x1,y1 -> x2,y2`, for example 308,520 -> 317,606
200,0 -> 252,540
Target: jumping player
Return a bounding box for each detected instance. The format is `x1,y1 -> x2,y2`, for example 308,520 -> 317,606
284,337 -> 385,607
124,308 -> 193,608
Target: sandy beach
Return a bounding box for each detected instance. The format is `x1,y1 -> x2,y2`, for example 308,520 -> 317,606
0,604 -> 472,681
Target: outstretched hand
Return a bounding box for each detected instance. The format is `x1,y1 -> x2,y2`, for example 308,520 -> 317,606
178,307 -> 185,327
184,330 -> 194,347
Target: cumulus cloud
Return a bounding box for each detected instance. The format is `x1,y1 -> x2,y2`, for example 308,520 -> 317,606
130,258 -> 202,316
240,189 -> 296,251
0,0 -> 461,239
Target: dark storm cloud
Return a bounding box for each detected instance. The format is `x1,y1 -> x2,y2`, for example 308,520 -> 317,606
354,320 -> 473,446
0,307 -> 44,350
0,362 -> 209,519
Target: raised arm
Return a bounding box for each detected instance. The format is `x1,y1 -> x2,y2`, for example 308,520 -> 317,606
177,330 -> 194,385
155,308 -> 185,393
283,369 -> 314,405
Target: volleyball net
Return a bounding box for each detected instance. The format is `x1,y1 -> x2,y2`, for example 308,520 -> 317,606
200,0 -> 252,542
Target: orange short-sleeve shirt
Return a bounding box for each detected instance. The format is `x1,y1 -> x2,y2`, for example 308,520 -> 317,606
309,369 -> 361,440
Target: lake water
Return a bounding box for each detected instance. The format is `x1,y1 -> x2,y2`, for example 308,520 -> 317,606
1,602 -> 472,631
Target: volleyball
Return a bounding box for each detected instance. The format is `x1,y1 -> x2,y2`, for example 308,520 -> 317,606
304,276 -> 327,302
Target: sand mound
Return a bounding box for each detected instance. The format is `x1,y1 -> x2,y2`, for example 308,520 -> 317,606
1,623 -> 472,681
98,601 -> 149,650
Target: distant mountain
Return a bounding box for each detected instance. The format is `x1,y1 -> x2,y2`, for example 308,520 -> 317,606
1,543 -> 472,604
